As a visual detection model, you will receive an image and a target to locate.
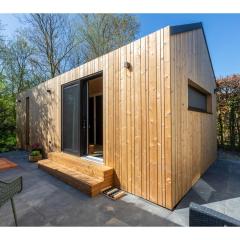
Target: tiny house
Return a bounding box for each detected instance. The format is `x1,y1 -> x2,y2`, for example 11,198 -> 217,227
16,22 -> 217,209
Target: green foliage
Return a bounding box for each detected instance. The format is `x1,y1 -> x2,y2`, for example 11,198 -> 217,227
0,135 -> 16,152
30,150 -> 41,156
217,74 -> 240,151
0,14 -> 140,153
0,75 -> 16,152
3,35 -> 35,93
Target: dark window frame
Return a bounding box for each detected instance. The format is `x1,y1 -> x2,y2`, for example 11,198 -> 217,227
61,71 -> 103,156
188,79 -> 212,114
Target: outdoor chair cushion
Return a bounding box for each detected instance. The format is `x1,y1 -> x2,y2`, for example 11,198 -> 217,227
0,176 -> 22,207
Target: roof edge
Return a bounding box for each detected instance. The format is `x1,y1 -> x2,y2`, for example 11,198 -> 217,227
201,25 -> 217,82
170,22 -> 216,82
170,22 -> 203,35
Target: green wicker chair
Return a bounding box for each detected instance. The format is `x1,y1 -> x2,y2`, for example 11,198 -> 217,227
0,177 -> 23,226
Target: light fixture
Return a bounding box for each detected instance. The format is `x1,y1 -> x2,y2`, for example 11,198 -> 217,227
47,89 -> 51,94
124,61 -> 131,69
17,100 -> 21,103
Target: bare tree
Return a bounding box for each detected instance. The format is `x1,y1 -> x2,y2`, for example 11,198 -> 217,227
76,14 -> 139,62
0,21 -> 6,73
23,14 -> 77,79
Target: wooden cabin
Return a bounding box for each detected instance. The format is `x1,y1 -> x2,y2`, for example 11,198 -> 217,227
16,22 -> 217,209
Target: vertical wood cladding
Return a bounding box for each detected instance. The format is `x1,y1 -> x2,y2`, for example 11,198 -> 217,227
16,25 -> 216,209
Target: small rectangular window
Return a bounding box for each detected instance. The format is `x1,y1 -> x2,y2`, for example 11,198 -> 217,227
188,80 -> 212,113
188,86 -> 207,112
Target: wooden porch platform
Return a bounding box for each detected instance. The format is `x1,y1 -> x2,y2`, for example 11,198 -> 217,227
0,158 -> 17,171
38,152 -> 113,197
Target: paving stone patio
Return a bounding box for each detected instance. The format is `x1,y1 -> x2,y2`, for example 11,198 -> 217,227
0,150 -> 240,226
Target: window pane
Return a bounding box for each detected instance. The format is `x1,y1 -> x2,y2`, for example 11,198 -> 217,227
63,83 -> 80,153
188,86 -> 207,111
96,95 -> 103,145
88,96 -> 94,145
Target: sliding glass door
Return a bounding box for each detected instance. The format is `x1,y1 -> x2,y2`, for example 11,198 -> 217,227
62,73 -> 103,157
62,80 -> 88,156
79,80 -> 88,155
62,83 -> 80,154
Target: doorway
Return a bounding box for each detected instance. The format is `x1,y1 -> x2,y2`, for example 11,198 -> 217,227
88,77 -> 103,160
61,73 -> 103,161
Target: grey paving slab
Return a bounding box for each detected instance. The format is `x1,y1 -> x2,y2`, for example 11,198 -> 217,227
0,150 -> 240,226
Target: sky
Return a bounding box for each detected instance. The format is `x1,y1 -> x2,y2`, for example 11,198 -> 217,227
137,14 -> 240,78
0,13 -> 239,78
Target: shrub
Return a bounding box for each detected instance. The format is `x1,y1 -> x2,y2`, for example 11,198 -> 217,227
0,133 -> 16,153
30,150 -> 41,156
31,143 -> 42,153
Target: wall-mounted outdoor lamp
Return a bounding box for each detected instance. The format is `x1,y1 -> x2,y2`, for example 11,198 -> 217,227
124,61 -> 131,70
47,89 -> 52,94
17,100 -> 21,103
214,88 -> 218,94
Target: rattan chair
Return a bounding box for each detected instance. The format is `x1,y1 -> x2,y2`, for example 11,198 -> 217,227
0,177 -> 23,226
189,202 -> 240,226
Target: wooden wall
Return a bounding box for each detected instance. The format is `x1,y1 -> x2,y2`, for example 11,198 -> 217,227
16,25 -> 216,209
170,28 -> 217,207
16,26 -> 173,208
103,26 -> 172,208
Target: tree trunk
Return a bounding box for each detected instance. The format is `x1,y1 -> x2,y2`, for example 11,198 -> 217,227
218,112 -> 224,146
229,105 -> 236,149
236,115 -> 240,150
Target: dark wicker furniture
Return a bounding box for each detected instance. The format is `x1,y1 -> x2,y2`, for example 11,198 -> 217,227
189,202 -> 240,226
0,177 -> 23,226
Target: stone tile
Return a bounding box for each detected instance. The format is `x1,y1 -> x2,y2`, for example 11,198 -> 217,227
121,194 -> 172,219
1,150 -> 240,226
105,217 -> 128,226
166,208 -> 189,226
223,196 -> 240,221
17,208 -> 49,226
0,198 -> 47,226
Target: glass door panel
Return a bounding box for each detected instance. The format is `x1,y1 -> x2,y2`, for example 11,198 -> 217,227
62,83 -> 80,154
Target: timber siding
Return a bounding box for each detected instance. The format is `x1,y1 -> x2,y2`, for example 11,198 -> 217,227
16,23 -> 217,209
170,28 -> 217,205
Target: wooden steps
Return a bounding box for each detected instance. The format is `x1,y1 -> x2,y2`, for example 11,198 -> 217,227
38,152 -> 113,197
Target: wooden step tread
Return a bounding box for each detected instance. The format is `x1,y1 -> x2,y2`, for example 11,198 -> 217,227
38,152 -> 114,197
38,160 -> 103,187
48,152 -> 113,179
49,152 -> 111,171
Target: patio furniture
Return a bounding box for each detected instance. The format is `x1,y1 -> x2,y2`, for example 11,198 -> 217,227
0,176 -> 23,226
189,202 -> 240,226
